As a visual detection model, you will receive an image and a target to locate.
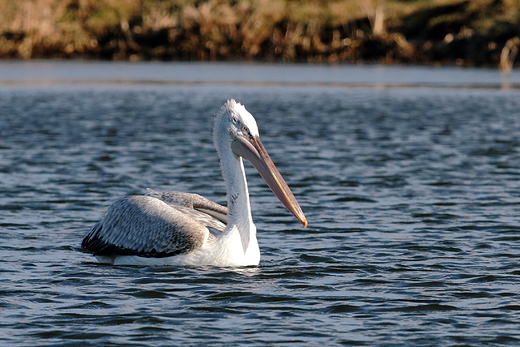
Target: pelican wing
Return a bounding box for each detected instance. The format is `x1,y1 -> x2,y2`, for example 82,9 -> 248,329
82,195 -> 214,258
146,189 -> 228,232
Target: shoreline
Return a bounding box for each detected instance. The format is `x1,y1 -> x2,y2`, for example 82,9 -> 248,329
1,0 -> 519,69
2,61 -> 519,91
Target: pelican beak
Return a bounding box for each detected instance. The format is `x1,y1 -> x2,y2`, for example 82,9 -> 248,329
232,135 -> 308,227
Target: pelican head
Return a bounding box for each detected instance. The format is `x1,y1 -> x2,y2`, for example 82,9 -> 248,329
214,99 -> 307,227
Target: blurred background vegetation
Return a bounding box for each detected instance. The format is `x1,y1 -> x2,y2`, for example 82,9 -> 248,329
0,0 -> 519,67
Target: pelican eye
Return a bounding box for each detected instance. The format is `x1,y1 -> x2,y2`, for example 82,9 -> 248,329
242,125 -> 250,134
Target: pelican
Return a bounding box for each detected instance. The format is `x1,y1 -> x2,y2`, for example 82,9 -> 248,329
82,99 -> 307,266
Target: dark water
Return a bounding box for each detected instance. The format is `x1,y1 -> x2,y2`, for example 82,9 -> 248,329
1,62 -> 520,346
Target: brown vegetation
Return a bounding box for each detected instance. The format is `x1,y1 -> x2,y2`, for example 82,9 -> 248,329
0,0 -> 519,67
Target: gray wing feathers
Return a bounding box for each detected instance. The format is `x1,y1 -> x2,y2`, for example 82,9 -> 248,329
146,189 -> 228,231
82,196 -> 211,257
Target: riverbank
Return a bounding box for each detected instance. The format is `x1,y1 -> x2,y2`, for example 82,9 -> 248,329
1,0 -> 519,68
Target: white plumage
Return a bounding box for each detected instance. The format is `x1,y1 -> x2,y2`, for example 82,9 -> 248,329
82,99 -> 307,266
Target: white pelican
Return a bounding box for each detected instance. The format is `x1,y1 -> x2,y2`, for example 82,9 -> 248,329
82,99 -> 307,266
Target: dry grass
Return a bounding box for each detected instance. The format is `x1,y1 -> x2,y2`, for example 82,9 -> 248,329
0,0 -> 519,65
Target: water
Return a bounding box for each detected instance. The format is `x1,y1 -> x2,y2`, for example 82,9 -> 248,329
1,61 -> 520,346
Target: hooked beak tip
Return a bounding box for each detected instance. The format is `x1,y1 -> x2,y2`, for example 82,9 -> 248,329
233,134 -> 308,228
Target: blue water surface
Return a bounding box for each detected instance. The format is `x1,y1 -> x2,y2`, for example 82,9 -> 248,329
1,62 -> 520,346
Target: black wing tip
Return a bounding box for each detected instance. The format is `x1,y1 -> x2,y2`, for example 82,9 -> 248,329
82,230 -> 191,259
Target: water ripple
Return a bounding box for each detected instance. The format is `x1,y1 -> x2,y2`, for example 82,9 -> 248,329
1,82 -> 520,346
